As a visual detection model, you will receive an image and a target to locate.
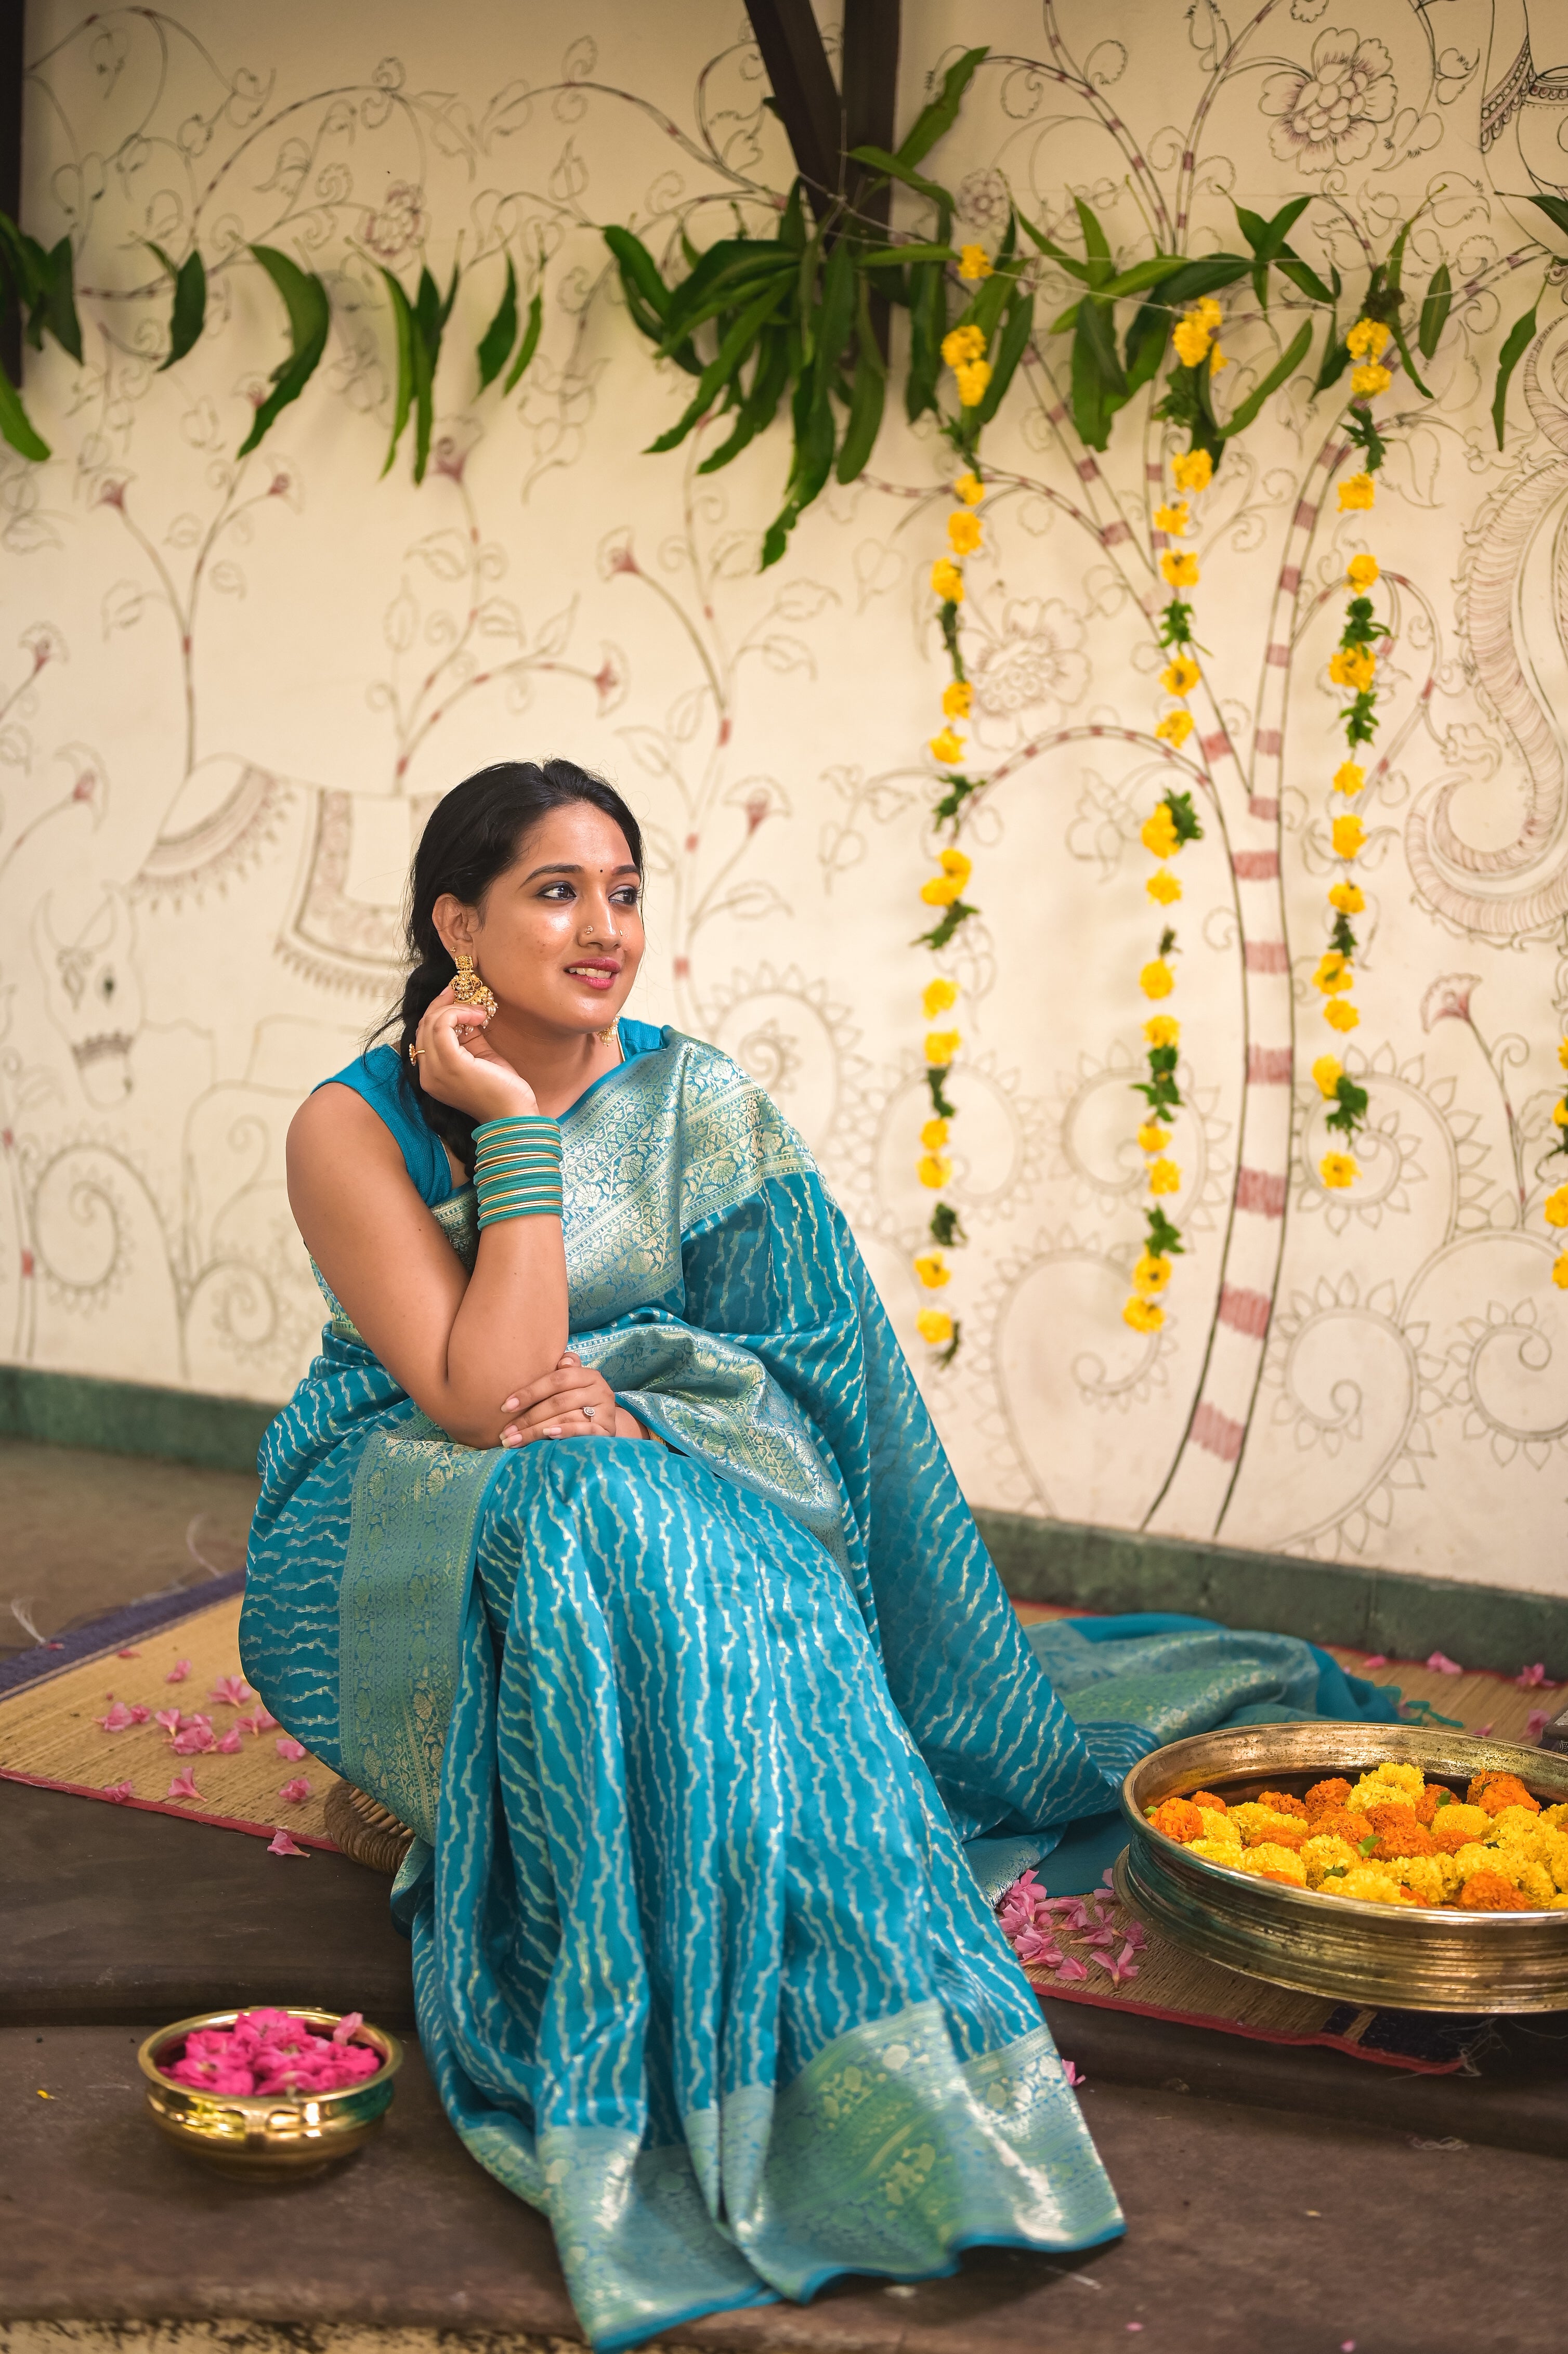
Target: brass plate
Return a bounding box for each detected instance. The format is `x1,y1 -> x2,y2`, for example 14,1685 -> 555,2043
138,2007 -> 403,2174
1115,1722 -> 1568,2013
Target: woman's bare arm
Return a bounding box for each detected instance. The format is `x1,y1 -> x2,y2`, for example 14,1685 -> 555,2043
288,1008 -> 569,1448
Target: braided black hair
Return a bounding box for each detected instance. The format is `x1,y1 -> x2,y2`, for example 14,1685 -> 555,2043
372,757 -> 643,1175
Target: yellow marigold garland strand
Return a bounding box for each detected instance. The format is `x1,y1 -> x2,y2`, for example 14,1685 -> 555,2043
1312,316 -> 1392,1188
1125,414 -> 1211,1332
911,247 -> 996,1365
1546,1038 -> 1568,1281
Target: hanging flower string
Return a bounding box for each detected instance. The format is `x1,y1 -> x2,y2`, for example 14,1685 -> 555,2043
1123,416 -> 1211,1335
912,243 -> 999,1367
1312,316 -> 1390,1189
1545,1039 -> 1568,1280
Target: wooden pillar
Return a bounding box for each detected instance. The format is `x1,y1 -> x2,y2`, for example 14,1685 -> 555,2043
0,0 -> 23,380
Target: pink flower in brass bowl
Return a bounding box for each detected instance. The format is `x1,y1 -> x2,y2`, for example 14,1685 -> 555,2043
138,2006 -> 402,2174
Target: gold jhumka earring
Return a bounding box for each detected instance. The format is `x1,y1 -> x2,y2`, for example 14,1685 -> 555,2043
451,952 -> 498,1026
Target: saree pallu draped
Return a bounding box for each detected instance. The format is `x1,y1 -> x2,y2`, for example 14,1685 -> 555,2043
241,1032 -> 1125,2349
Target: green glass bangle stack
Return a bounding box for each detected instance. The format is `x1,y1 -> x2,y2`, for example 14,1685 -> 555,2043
473,1114 -> 563,1228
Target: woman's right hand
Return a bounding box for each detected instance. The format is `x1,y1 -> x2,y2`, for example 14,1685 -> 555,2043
411,986 -> 538,1123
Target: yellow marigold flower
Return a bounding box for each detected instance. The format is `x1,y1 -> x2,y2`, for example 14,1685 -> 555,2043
1554,1253 -> 1568,1289
1140,958 -> 1175,1000
1141,805 -> 1180,858
1314,951 -> 1353,995
1144,1014 -> 1180,1048
1329,645 -> 1376,693
917,1153 -> 952,1190
942,323 -> 985,369
942,678 -> 972,720
1320,1151 -> 1359,1189
1154,501 -> 1190,536
1147,869 -> 1182,905
1545,1185 -> 1568,1230
1559,1037 -> 1568,1071
955,358 -> 992,407
925,1027 -> 961,1067
931,557 -> 964,604
1209,342 -> 1228,375
920,873 -> 961,907
1338,471 -> 1376,512
923,977 -> 958,1018
1160,549 -> 1200,588
1195,297 -> 1223,332
916,1307 -> 954,1346
1324,998 -> 1360,1034
1345,317 -> 1390,362
954,470 -> 985,505
1171,448 -> 1213,494
1345,553 -> 1380,592
1328,880 -> 1365,914
1133,1251 -> 1172,1294
1333,760 -> 1366,795
1351,361 -> 1392,399
913,1251 -> 951,1289
948,508 -> 983,557
1138,1121 -> 1167,1154
957,243 -> 992,282
929,726 -> 966,765
1161,652 -> 1200,697
1148,1157 -> 1181,1195
937,847 -> 971,887
1312,1055 -> 1343,1098
1155,709 -> 1195,748
920,1117 -> 949,1149
1171,316 -> 1211,369
1123,1294 -> 1165,1333
1331,813 -> 1367,859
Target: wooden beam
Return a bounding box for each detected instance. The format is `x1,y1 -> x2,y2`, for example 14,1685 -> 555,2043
743,0 -> 843,214
0,0 -> 23,380
841,0 -> 900,175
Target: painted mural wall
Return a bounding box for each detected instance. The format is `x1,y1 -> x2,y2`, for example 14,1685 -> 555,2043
5,0 -> 1568,1596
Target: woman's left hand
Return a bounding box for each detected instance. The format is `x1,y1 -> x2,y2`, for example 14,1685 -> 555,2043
499,1352 -> 645,1446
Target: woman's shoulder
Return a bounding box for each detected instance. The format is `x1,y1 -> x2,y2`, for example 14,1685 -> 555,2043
309,1043 -> 454,1206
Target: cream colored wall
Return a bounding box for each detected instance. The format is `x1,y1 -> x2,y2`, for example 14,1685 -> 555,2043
5,0 -> 1567,1593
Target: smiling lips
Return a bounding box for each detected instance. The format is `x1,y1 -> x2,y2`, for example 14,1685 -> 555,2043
566,960 -> 619,992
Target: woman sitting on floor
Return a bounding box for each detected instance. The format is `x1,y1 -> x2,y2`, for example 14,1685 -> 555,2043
241,756 -> 1395,2352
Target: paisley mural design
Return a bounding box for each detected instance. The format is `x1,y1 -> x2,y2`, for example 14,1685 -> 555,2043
4,0 -> 1568,1599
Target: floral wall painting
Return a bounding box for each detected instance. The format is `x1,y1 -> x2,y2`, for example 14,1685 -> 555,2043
5,0 -> 1568,1599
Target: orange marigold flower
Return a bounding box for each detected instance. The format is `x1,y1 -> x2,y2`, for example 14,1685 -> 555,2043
1188,1791 -> 1230,1814
1458,1869 -> 1533,1912
1257,1791 -> 1309,1821
1469,1772 -> 1539,1817
1151,1797 -> 1207,1843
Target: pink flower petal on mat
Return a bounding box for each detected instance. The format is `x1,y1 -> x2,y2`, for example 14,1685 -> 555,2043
267,1829 -> 308,1858
1062,2060 -> 1084,2086
1426,1651 -> 1464,1675
1100,1869 -> 1116,1890
116,1647 -> 141,1659
1472,1722 -> 1494,1739
165,1659 -> 192,1684
1013,1929 -> 1062,1968
278,1776 -> 311,1803
332,2011 -> 363,2044
173,1724 -> 216,1755
1122,1921 -> 1148,1951
102,1782 -> 134,1802
210,1675 -> 253,1707
215,1728 -> 243,1755
153,1707 -> 182,1736
166,1767 -> 201,1801
239,1707 -> 278,1735
1054,1955 -> 1089,1983
275,1736 -> 306,1761
1527,1709 -> 1550,1740
1362,1654 -> 1388,1669
128,1705 -> 150,1724
1081,1927 -> 1117,1948
98,1702 -> 136,1732
1517,1662 -> 1548,1689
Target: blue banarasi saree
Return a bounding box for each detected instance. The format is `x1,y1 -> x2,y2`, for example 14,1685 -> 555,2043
241,1024 -> 1397,2348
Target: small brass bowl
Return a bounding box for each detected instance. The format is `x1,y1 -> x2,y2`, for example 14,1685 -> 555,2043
1115,1722 -> 1568,2013
138,2007 -> 403,2175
